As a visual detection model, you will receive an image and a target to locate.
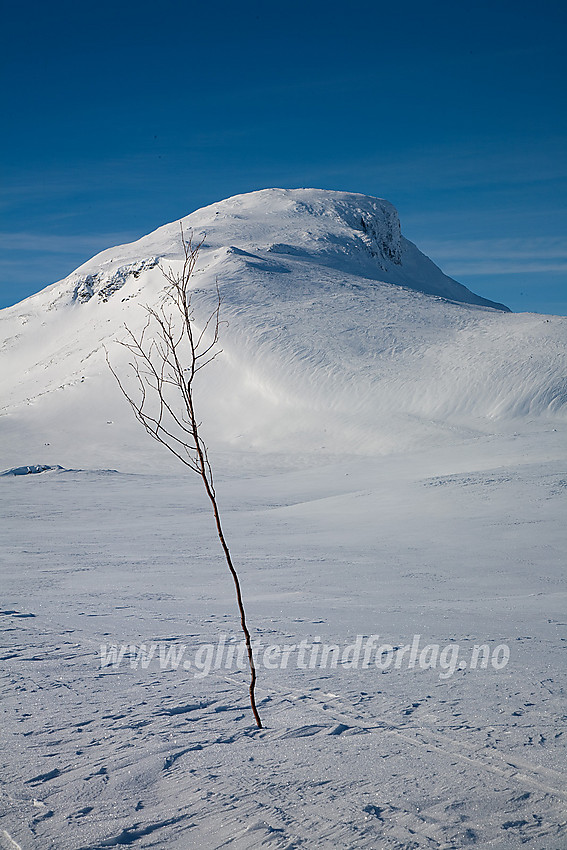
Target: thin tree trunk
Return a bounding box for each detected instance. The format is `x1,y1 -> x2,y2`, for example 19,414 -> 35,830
107,228 -> 263,728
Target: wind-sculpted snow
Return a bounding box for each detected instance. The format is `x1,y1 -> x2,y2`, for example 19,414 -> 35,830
1,448 -> 566,848
0,187 -> 564,472
1,464 -> 64,476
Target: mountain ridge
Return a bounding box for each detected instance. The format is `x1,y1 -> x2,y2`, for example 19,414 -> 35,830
0,188 -> 564,471
10,188 -> 509,313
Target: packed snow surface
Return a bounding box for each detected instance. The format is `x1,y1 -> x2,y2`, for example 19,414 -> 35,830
1,189 -> 566,848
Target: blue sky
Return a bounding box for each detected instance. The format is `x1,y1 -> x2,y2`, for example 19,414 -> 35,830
1,0 -> 565,313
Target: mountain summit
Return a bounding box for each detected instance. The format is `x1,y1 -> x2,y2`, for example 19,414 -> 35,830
44,188 -> 509,312
0,188 -> 565,469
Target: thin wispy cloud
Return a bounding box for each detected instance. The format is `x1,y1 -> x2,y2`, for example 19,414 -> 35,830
442,261 -> 567,276
419,236 -> 567,276
0,232 -> 138,254
421,237 -> 567,259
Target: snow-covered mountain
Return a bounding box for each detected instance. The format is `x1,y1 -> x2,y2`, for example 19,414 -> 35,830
1,188 -> 565,469
2,190 -> 566,849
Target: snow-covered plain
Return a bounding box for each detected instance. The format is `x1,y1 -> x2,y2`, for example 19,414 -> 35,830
1,189 -> 566,849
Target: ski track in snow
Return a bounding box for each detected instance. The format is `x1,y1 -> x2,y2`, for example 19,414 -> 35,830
2,625 -> 566,849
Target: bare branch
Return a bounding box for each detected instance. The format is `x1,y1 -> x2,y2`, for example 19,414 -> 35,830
106,226 -> 262,728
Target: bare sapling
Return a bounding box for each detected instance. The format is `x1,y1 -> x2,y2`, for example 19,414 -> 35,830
107,226 -> 262,728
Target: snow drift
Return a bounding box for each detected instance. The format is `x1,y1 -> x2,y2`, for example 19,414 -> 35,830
0,188 -> 565,469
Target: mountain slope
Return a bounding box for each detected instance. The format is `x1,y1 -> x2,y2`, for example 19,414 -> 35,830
0,188 -> 565,470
